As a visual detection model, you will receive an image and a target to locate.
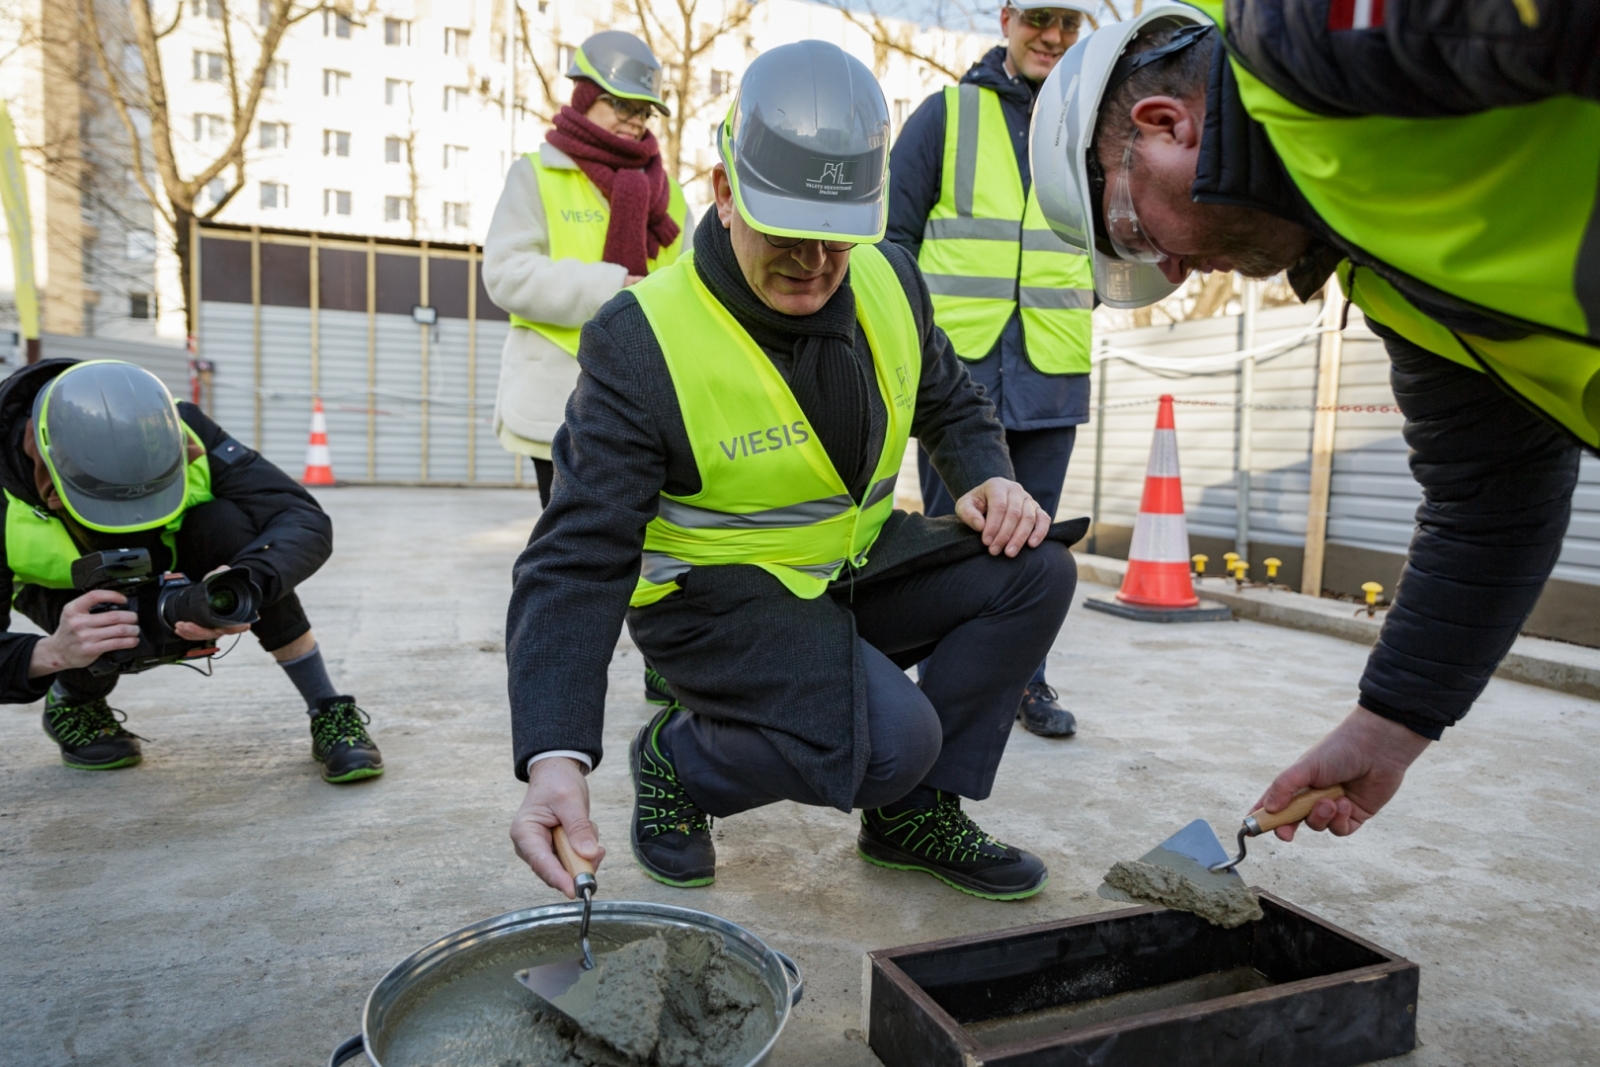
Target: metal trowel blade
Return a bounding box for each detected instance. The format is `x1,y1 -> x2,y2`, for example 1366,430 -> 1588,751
1097,818 -> 1246,903
515,958 -> 586,1008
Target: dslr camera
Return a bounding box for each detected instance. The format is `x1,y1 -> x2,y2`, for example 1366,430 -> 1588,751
71,549 -> 262,676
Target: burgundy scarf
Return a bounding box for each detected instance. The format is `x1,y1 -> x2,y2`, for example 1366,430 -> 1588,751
544,81 -> 679,275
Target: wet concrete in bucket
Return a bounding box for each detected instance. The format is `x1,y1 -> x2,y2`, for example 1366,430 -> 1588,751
381,924 -> 774,1067
1102,849 -> 1265,929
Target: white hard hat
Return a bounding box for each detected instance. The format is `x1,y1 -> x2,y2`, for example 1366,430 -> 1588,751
1005,1 -> 1095,12
1028,4 -> 1211,308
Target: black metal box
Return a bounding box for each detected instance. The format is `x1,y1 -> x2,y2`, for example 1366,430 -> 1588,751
865,891 -> 1417,1067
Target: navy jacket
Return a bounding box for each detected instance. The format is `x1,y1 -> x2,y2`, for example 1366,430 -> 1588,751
1205,0 -> 1597,738
888,46 -> 1091,432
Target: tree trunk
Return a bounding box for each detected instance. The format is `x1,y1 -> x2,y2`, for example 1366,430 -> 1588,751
175,205 -> 196,337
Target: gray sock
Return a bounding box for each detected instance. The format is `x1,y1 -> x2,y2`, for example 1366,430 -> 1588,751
277,643 -> 341,714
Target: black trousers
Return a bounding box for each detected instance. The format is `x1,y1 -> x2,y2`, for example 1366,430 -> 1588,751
35,498 -> 313,703
918,426 -> 1077,690
667,543 -> 1077,817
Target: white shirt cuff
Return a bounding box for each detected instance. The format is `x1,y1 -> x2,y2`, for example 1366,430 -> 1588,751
526,750 -> 593,777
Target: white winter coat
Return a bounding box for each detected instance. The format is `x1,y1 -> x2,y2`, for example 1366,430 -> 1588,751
484,142 -> 693,457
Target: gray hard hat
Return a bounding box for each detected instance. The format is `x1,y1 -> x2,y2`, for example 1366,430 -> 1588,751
567,31 -> 670,115
32,360 -> 189,533
717,40 -> 891,244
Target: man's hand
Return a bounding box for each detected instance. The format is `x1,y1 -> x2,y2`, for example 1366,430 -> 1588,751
510,756 -> 605,897
954,477 -> 1051,557
1257,706 -> 1433,841
172,567 -> 252,642
29,589 -> 140,676
623,273 -> 645,287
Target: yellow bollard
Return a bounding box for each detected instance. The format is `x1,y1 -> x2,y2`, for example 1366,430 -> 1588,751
1192,553 -> 1209,579
1223,551 -> 1239,574
1234,560 -> 1249,590
1264,557 -> 1282,588
1360,581 -> 1384,618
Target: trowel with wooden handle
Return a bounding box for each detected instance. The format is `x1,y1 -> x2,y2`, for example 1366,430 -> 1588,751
514,825 -> 598,1011
1098,786 -> 1347,928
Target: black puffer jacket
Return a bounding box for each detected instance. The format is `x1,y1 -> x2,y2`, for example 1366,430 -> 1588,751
1196,1 -> 1596,738
0,361 -> 333,703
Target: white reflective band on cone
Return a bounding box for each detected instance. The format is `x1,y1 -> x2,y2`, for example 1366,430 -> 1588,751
1128,512 -> 1190,563
1145,429 -> 1181,478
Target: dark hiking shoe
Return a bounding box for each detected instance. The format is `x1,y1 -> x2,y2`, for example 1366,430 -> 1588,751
42,691 -> 142,770
310,696 -> 384,784
643,664 -> 673,706
1018,681 -> 1077,738
858,791 -> 1048,900
630,706 -> 715,887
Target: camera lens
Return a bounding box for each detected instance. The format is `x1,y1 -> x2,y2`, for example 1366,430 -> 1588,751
159,569 -> 262,633
208,587 -> 239,615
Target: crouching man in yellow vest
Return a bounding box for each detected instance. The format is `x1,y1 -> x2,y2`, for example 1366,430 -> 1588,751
506,42 -> 1085,901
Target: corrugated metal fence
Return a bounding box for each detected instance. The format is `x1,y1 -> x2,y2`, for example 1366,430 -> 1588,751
1059,300 -> 1600,646
194,223 -> 525,486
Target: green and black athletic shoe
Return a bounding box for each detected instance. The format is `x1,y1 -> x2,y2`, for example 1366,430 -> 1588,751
643,664 -> 673,706
310,696 -> 385,784
858,790 -> 1048,900
629,705 -> 715,887
41,691 -> 143,770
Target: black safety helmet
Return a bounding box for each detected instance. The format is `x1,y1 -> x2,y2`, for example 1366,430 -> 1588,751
31,360 -> 189,533
567,30 -> 670,116
718,40 -> 891,243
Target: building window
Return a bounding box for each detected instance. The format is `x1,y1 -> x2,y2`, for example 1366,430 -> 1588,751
442,144 -> 468,169
384,136 -> 407,163
323,69 -> 349,97
558,44 -> 576,71
538,0 -> 548,11
323,9 -> 352,37
385,78 -> 408,106
710,70 -> 732,96
259,121 -> 288,149
260,181 -> 288,209
894,98 -> 911,132
323,129 -> 350,156
205,177 -> 227,205
193,113 -> 228,142
443,86 -> 468,112
191,0 -> 222,17
193,51 -> 225,82
445,28 -> 470,57
384,196 -> 413,222
384,17 -> 410,45
324,189 -> 352,216
443,202 -> 470,228
265,60 -> 288,89
259,0 -> 273,25
129,293 -> 153,320
126,229 -> 158,261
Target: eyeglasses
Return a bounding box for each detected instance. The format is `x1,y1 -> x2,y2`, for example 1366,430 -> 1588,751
762,232 -> 856,254
1008,6 -> 1084,32
1104,131 -> 1169,265
598,93 -> 656,122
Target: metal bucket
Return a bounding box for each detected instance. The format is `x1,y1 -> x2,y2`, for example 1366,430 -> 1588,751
329,900 -> 804,1067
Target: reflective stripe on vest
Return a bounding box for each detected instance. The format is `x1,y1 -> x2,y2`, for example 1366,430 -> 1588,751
626,246 -> 920,607
917,84 -> 1093,371
1191,0 -> 1600,445
509,152 -> 688,355
5,421 -> 216,591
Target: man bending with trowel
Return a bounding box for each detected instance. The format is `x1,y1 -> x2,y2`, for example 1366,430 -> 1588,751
505,43 -> 1084,903
1029,0 -> 1600,864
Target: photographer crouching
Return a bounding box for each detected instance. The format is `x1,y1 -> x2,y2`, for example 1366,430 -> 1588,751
0,359 -> 382,783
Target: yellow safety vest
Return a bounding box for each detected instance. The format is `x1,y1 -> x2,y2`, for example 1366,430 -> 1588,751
917,84 -> 1094,372
6,422 -> 214,592
627,246 -> 920,607
509,150 -> 688,355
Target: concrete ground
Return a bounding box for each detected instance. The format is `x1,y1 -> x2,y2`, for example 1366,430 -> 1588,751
3,486 -> 1598,1066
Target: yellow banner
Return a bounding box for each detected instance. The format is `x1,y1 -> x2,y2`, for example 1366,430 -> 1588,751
0,99 -> 40,341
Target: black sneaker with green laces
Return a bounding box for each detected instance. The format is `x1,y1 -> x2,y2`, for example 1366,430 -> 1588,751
643,663 -> 673,705
858,790 -> 1048,900
41,690 -> 142,770
310,695 -> 384,784
629,705 -> 715,887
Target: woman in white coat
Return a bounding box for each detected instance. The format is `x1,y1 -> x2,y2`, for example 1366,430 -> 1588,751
485,31 -> 689,505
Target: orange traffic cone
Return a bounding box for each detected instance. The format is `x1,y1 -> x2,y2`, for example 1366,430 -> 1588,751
1085,395 -> 1229,623
302,398 -> 336,486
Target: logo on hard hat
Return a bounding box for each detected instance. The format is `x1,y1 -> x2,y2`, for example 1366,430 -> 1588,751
805,159 -> 854,196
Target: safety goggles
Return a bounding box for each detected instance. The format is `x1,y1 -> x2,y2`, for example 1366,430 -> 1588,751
1104,131 -> 1169,265
1008,6 -> 1084,32
762,232 -> 856,254
598,92 -> 656,122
